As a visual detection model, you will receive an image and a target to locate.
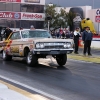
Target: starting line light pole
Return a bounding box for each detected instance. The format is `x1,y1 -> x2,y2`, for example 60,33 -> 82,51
46,16 -> 52,32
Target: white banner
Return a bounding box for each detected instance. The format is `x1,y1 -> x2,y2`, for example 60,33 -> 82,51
21,0 -> 45,5
0,0 -> 45,5
21,12 -> 45,21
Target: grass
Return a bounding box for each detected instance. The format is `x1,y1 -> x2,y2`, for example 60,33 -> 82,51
68,54 -> 100,64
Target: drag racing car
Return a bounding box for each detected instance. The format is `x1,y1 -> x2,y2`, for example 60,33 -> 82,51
0,29 -> 74,66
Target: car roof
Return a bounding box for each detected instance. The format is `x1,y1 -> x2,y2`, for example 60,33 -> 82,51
21,29 -> 47,32
13,29 -> 47,33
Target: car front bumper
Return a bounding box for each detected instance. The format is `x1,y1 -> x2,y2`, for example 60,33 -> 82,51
33,48 -> 73,55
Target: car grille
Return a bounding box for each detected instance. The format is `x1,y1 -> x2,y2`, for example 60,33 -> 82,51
43,42 -> 64,49
44,45 -> 64,49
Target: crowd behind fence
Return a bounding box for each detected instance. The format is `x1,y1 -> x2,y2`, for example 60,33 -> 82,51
50,30 -> 74,39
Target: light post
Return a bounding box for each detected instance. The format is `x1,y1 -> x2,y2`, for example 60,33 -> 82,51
48,20 -> 50,32
46,16 -> 52,32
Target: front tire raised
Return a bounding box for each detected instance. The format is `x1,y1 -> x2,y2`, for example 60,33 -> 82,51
26,52 -> 38,67
56,54 -> 67,66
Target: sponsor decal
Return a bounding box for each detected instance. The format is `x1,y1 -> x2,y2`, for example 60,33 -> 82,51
96,9 -> 100,15
73,16 -> 82,22
14,13 -> 20,19
10,46 -> 19,53
21,13 -> 45,20
95,16 -> 100,22
0,12 -> 21,19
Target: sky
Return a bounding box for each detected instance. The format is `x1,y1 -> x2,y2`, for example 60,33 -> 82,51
46,0 -> 100,8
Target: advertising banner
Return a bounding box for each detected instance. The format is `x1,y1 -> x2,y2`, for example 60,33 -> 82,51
69,7 -> 84,31
95,16 -> 100,22
0,0 -> 45,4
21,12 -> 45,21
21,0 -> 45,5
24,0 -> 40,3
0,0 -> 21,3
0,12 -> 21,19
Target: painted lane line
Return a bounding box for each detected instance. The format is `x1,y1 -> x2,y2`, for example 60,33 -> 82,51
0,75 -> 63,100
0,80 -> 49,100
68,59 -> 93,63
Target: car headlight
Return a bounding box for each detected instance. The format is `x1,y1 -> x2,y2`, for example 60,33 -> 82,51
67,43 -> 71,48
64,43 -> 68,48
36,43 -> 44,49
64,43 -> 71,48
36,43 -> 40,49
40,43 -> 44,48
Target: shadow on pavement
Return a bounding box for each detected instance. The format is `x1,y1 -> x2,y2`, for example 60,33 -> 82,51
1,58 -> 68,71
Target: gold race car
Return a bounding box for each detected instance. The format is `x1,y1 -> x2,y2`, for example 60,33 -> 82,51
0,29 -> 73,66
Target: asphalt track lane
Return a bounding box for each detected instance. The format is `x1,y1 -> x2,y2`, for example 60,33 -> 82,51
0,58 -> 100,100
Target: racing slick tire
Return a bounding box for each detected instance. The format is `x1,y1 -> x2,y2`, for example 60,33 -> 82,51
2,50 -> 12,61
56,54 -> 67,66
26,52 -> 38,67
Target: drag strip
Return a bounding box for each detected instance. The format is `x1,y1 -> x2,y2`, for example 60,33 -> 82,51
0,57 -> 100,100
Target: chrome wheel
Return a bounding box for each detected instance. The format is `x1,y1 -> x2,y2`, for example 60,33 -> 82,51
27,53 -> 32,64
2,51 -> 6,59
2,50 -> 12,61
26,52 -> 38,66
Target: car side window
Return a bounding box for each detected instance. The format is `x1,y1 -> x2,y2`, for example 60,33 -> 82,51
10,32 -> 21,40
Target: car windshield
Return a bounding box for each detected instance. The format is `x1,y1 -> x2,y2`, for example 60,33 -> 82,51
21,30 -> 51,38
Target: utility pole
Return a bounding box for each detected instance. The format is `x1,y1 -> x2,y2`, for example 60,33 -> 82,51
48,20 -> 50,32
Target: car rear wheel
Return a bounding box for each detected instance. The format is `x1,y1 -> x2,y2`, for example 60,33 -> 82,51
2,50 -> 12,61
56,54 -> 67,66
26,52 -> 38,67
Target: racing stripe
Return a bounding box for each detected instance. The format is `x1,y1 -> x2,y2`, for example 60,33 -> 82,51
4,40 -> 12,50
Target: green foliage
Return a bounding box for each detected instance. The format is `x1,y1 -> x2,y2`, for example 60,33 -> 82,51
67,11 -> 76,31
44,4 -> 58,29
44,4 -> 76,31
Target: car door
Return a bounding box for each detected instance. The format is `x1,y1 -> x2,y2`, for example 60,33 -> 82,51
10,31 -> 22,56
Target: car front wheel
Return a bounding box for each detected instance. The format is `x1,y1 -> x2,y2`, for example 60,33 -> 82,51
26,52 -> 38,67
56,54 -> 67,66
2,50 -> 12,61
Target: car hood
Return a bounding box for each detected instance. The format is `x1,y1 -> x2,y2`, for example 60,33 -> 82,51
26,38 -> 74,44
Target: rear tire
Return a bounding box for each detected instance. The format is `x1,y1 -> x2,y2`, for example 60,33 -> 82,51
56,54 -> 67,66
26,52 -> 38,67
2,50 -> 12,61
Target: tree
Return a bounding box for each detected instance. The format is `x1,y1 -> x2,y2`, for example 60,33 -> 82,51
45,4 -> 58,30
66,11 -> 76,31
44,4 -> 76,31
59,8 -> 76,31
58,8 -> 68,28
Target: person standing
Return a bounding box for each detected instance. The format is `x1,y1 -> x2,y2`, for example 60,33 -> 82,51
74,27 -> 81,54
3,27 -> 12,40
30,25 -> 35,30
82,26 -> 93,56
19,27 -> 23,30
61,31 -> 66,39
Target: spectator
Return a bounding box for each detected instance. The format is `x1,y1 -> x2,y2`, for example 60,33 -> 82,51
30,25 -> 35,30
70,31 -> 74,39
66,31 -> 70,39
61,31 -> 66,39
3,27 -> 12,40
82,26 -> 93,56
51,31 -> 55,38
56,31 -> 60,38
74,27 -> 81,54
20,27 -> 23,30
